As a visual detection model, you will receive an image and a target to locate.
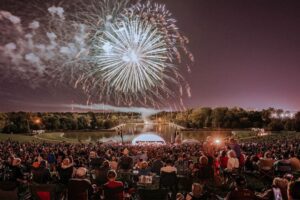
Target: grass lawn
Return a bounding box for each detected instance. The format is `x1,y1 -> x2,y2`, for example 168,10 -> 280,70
0,133 -> 41,143
0,131 -> 117,143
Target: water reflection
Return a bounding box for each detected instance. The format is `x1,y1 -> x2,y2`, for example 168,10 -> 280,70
63,123 -> 232,143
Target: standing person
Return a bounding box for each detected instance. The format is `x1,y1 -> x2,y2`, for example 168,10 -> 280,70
118,148 -> 133,171
32,160 -> 52,184
151,155 -> 164,175
95,160 -> 110,186
109,156 -> 118,171
228,138 -> 241,161
58,158 -> 74,184
203,136 -> 215,158
89,151 -> 104,169
175,154 -> 189,176
47,151 -> 56,171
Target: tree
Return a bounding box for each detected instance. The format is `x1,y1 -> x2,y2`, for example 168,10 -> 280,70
268,119 -> 284,131
211,107 -> 228,128
77,116 -> 89,129
284,119 -> 295,131
88,112 -> 97,129
43,115 -> 60,130
295,112 -> 300,131
0,113 -> 8,132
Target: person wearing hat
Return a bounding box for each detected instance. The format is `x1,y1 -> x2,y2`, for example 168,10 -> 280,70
68,167 -> 93,200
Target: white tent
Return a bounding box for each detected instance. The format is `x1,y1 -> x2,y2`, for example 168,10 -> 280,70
132,132 -> 166,145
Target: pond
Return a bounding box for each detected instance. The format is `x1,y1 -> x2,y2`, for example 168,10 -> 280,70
63,123 -> 232,144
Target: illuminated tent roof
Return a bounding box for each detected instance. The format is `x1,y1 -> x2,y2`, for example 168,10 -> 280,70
132,132 -> 166,145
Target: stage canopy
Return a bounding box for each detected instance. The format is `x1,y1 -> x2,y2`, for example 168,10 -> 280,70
132,132 -> 166,145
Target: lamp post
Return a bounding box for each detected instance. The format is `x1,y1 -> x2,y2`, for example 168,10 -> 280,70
117,127 -> 124,144
26,119 -> 31,135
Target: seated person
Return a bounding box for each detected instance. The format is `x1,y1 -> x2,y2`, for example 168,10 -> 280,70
161,159 -> 177,174
273,152 -> 292,176
226,150 -> 239,172
288,180 -> 300,200
225,176 -> 258,200
185,183 -> 208,200
257,151 -> 274,171
195,156 -> 214,183
138,161 -> 151,176
289,152 -> 300,171
68,167 -> 93,200
160,160 -> 177,200
103,170 -> 124,200
219,150 -> 229,173
257,177 -> 288,200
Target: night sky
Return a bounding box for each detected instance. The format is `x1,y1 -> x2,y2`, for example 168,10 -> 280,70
1,0 -> 300,112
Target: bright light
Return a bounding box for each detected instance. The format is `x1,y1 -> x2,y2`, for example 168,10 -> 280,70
214,139 -> 221,144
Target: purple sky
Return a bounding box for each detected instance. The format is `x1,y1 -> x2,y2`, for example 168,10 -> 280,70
1,0 -> 300,111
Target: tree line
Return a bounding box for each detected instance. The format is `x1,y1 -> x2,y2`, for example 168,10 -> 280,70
152,107 -> 300,131
0,112 -> 141,134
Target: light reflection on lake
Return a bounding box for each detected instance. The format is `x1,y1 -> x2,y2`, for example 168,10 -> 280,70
63,123 -> 232,143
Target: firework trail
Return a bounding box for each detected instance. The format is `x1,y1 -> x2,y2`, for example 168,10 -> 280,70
0,0 -> 193,108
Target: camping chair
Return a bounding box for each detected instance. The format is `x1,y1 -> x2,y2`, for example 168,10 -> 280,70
138,188 -> 168,200
0,186 -> 18,200
103,184 -> 124,200
160,171 -> 177,200
258,159 -> 274,180
30,184 -> 57,200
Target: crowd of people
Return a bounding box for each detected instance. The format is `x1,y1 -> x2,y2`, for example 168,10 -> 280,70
0,133 -> 300,200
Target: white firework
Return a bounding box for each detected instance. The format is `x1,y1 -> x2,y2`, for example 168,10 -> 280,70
89,17 -> 170,93
0,0 -> 193,108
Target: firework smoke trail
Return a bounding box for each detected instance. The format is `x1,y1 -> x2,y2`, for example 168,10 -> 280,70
0,0 -> 193,109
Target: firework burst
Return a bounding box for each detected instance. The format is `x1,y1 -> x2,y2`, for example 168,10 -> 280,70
0,0 -> 193,108
89,17 -> 169,93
